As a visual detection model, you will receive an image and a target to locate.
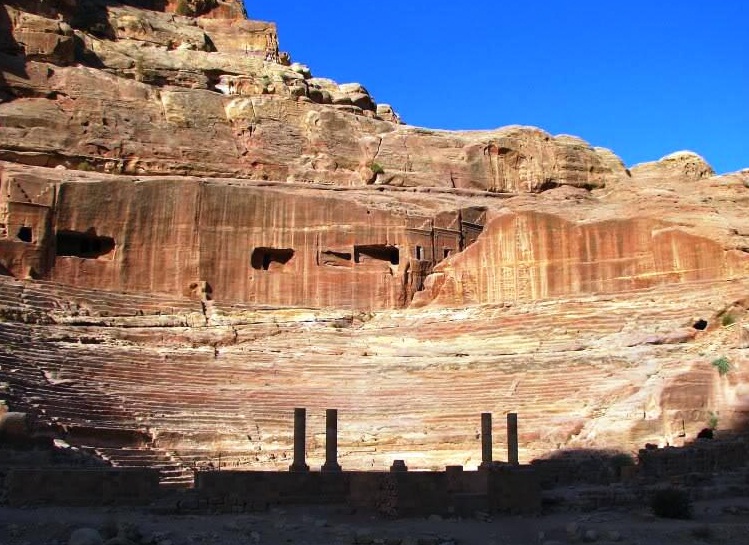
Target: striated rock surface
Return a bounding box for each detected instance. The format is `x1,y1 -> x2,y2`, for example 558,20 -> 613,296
0,0 -> 748,480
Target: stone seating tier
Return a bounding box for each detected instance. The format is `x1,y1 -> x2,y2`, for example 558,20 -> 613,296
1,275 -> 747,479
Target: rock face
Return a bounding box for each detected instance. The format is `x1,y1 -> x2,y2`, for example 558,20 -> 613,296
0,0 -> 748,478
416,211 -> 748,307
0,162 -> 493,309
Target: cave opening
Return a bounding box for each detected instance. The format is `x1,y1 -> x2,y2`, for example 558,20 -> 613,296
693,319 -> 708,331
251,247 -> 295,270
536,180 -> 561,192
17,226 -> 32,243
354,245 -> 399,265
319,250 -> 352,267
322,250 -> 351,261
56,230 -> 115,258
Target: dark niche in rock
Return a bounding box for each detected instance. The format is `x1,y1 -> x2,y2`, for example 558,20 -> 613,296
16,226 -> 32,243
251,247 -> 295,271
320,250 -> 352,267
693,319 -> 708,331
56,229 -> 115,259
354,245 -> 399,265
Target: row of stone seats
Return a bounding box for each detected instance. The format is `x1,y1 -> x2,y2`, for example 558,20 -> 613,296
94,446 -> 194,487
1,273 -> 747,473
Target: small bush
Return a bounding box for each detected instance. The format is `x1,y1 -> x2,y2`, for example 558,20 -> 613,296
708,412 -> 719,430
175,0 -> 194,16
721,313 -> 736,327
77,160 -> 93,171
712,356 -> 731,376
651,487 -> 692,519
369,162 -> 385,175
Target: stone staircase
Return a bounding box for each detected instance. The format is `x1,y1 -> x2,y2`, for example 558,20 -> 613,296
94,447 -> 194,489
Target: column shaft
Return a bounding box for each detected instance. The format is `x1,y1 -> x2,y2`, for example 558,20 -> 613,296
322,408 -> 342,472
290,407 -> 309,472
507,412 -> 519,465
480,412 -> 492,468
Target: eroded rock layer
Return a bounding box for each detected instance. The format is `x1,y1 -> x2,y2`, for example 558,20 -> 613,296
1,0 -> 748,481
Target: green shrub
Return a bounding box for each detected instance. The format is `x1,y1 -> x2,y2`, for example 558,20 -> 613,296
77,160 -> 93,171
708,412 -> 719,430
369,162 -> 385,175
175,0 -> 194,16
712,356 -> 731,376
651,487 -> 692,519
721,313 -> 736,326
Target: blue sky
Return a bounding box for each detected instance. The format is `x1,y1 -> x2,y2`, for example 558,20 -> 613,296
245,1 -> 748,174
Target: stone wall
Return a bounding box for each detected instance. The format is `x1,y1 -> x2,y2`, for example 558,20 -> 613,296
531,454 -> 629,489
194,467 -> 541,517
638,439 -> 749,481
5,468 -> 160,506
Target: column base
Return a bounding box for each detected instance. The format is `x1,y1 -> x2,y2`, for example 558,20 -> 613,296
390,459 -> 408,472
321,461 -> 342,472
289,462 -> 310,472
479,461 -> 494,470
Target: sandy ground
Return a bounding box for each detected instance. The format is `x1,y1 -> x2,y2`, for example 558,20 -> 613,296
1,496 -> 749,545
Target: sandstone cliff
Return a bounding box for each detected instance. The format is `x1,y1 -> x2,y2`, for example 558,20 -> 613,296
1,0 -> 748,479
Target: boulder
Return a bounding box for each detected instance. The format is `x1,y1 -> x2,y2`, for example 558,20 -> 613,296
349,92 -> 375,111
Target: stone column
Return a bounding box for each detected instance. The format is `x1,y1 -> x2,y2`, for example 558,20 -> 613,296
321,408 -> 342,472
289,407 -> 309,472
507,412 -> 519,465
480,412 -> 493,469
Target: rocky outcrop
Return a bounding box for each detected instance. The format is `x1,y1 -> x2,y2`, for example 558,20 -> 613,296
1,1 -> 623,189
630,151 -> 715,181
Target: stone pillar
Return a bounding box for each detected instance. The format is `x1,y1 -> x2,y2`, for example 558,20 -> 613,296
480,412 -> 493,469
507,412 -> 519,465
289,408 -> 309,472
321,408 -> 342,472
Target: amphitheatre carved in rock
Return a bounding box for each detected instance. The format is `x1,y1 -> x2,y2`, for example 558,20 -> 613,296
1,0 -> 748,495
